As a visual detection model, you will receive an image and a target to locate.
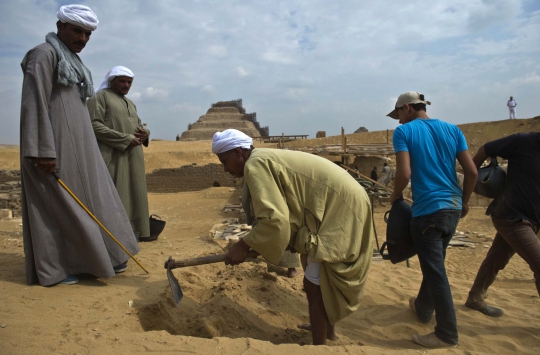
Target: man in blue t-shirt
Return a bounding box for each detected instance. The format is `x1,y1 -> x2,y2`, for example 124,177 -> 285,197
388,91 -> 477,349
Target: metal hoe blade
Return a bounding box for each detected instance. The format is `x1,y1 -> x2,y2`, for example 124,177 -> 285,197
163,251 -> 259,306
166,257 -> 183,306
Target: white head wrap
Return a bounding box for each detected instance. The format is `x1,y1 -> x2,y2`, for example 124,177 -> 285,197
57,4 -> 99,31
97,66 -> 134,92
212,129 -> 253,154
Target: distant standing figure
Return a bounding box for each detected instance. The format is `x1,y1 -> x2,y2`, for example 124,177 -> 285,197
382,162 -> 390,174
371,166 -> 378,181
88,66 -> 151,240
507,96 -> 517,119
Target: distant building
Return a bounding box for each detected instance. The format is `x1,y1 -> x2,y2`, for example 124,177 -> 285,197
180,99 -> 269,140
354,127 -> 369,133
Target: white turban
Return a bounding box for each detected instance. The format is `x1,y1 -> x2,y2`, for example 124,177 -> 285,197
57,4 -> 99,31
212,129 -> 253,154
97,66 -> 134,92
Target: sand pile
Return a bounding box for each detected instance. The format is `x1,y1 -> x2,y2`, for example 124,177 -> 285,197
139,259 -> 312,344
1,188 -> 539,354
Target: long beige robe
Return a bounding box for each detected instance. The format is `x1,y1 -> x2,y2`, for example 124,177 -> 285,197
242,149 -> 374,324
20,43 -> 139,286
87,89 -> 150,238
241,183 -> 300,268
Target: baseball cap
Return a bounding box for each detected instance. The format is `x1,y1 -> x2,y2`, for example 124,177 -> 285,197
387,91 -> 431,119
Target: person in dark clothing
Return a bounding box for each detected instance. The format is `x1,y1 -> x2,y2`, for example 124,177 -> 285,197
465,132 -> 540,318
370,166 -> 378,181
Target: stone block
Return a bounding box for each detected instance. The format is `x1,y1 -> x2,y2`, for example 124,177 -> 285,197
0,209 -> 12,219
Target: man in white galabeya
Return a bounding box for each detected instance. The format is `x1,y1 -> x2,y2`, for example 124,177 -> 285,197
507,96 -> 517,119
88,66 -> 152,242
19,4 -> 139,286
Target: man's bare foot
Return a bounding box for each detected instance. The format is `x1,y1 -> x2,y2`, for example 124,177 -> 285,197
297,323 -> 338,341
287,268 -> 300,278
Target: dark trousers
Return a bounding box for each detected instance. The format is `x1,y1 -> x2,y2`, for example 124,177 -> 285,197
467,218 -> 540,305
411,209 -> 461,345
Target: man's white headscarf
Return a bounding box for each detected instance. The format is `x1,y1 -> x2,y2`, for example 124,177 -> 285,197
212,129 -> 253,154
57,4 -> 99,31
97,66 -> 134,92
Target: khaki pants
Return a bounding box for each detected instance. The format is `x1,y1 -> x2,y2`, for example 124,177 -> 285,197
467,218 -> 540,305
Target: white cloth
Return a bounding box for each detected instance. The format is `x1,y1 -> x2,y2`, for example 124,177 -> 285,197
304,255 -> 321,285
57,4 -> 99,31
97,66 -> 134,92
212,129 -> 253,154
509,106 -> 516,119
45,32 -> 94,100
507,100 -> 516,107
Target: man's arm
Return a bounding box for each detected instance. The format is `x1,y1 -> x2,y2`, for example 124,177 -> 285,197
472,145 -> 488,168
20,47 -> 57,174
88,94 -> 137,151
390,151 -> 411,204
456,150 -> 478,218
230,157 -> 291,265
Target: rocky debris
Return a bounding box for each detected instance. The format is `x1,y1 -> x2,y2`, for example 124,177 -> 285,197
210,223 -> 252,240
0,170 -> 21,218
222,204 -> 243,213
449,241 -> 476,248
0,209 -> 13,219
262,272 -> 278,282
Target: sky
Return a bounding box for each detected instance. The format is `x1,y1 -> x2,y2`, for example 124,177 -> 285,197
1,0 -> 539,144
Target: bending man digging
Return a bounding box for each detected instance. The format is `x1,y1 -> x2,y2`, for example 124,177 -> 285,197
212,129 -> 374,345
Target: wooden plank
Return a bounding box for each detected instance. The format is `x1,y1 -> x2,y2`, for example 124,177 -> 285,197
340,164 -> 413,204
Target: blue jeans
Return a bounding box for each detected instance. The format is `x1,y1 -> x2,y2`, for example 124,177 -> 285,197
411,209 -> 461,345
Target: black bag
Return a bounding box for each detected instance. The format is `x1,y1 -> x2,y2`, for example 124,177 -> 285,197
474,157 -> 506,198
140,214 -> 166,242
379,198 -> 416,264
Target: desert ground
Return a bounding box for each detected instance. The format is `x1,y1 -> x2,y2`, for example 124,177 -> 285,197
1,118 -> 539,354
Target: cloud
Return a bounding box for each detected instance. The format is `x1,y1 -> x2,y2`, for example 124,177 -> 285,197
1,0 -> 539,144
200,84 -> 215,93
208,45 -> 227,57
509,72 -> 540,85
129,87 -> 169,102
467,0 -> 521,32
461,37 -> 510,56
236,66 -> 249,77
262,50 -> 295,64
171,102 -> 204,114
285,88 -> 307,100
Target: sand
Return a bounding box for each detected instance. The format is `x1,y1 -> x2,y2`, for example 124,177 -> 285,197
1,121 -> 540,354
